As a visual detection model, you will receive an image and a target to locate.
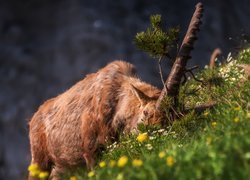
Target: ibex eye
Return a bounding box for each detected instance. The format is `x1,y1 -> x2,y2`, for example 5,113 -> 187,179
143,111 -> 149,116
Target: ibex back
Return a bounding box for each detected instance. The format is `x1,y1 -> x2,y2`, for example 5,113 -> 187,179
29,61 -> 161,179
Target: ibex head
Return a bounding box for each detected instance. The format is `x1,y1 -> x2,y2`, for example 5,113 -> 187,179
111,79 -> 162,134
131,85 -> 162,127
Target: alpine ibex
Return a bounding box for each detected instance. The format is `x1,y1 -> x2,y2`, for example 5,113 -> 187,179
28,3 -> 203,179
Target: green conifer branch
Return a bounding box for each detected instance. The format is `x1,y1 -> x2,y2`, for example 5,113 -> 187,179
134,14 -> 179,59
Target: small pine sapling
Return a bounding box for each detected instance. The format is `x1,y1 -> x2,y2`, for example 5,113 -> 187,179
134,14 -> 179,91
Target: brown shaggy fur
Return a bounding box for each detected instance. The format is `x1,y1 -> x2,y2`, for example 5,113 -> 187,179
29,61 -> 161,179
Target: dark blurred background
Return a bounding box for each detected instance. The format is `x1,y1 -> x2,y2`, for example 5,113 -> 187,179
0,0 -> 249,179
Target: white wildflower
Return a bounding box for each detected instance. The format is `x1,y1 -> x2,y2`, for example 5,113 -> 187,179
149,136 -> 156,140
146,144 -> 153,150
158,129 -> 165,133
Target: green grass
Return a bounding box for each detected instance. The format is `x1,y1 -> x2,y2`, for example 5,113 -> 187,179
67,48 -> 250,180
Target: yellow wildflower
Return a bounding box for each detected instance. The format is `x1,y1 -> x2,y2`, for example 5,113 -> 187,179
136,133 -> 148,143
87,171 -> 95,178
70,176 -> 77,180
28,164 -> 40,177
158,151 -> 166,158
234,106 -> 241,111
109,160 -> 116,167
38,171 -> 49,179
28,164 -> 39,171
166,156 -> 175,167
211,121 -> 217,127
117,156 -> 128,167
246,112 -> 250,118
203,111 -> 209,117
234,117 -> 240,123
30,169 -> 40,177
132,159 -> 143,167
99,161 -> 106,168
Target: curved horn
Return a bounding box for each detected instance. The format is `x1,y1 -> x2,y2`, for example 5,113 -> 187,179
156,2 -> 204,109
209,48 -> 222,68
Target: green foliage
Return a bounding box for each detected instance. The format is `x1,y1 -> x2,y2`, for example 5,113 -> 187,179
238,48 -> 250,64
134,14 -> 179,58
65,48 -> 250,180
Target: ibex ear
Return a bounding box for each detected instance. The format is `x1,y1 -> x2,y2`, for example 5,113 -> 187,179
131,85 -> 150,105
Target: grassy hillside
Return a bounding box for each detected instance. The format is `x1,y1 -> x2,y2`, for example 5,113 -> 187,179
29,48 -> 250,180
68,48 -> 250,180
